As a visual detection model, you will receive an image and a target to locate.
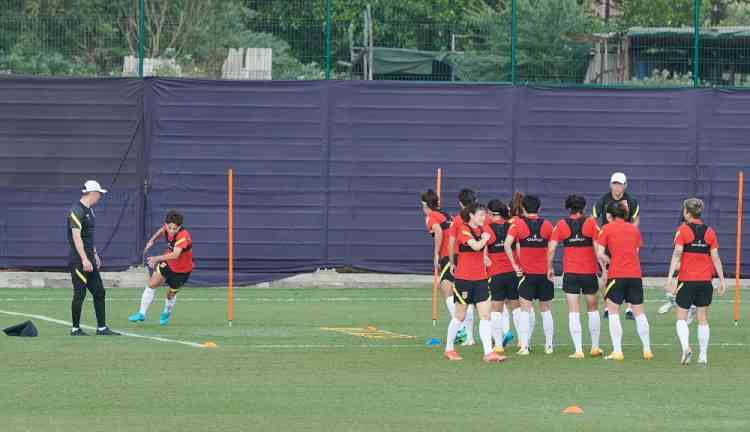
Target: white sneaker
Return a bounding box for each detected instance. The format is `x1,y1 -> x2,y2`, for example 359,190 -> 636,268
698,356 -> 707,365
687,306 -> 697,325
545,344 -> 554,354
658,300 -> 675,315
461,339 -> 476,347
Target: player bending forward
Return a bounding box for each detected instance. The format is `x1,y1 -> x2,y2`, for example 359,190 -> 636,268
129,210 -> 194,325
443,203 -> 505,363
665,198 -> 726,365
596,202 -> 652,361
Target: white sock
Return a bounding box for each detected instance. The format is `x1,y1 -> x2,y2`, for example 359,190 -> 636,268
529,309 -> 536,346
698,323 -> 710,360
479,320 -> 493,355
164,296 -> 177,313
518,310 -> 531,349
635,314 -> 651,352
465,306 -> 475,340
512,308 -> 521,334
445,318 -> 462,352
139,287 -> 156,315
501,310 -> 511,335
490,312 -> 503,346
445,297 -> 456,319
569,312 -> 582,353
541,310 -> 554,348
676,319 -> 690,352
609,314 -> 623,353
588,311 -> 601,350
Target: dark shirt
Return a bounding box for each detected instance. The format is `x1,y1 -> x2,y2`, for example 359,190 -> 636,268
593,191 -> 640,226
67,201 -> 96,264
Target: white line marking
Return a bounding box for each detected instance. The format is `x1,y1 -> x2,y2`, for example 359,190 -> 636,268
242,342 -> 748,349
0,309 -> 205,349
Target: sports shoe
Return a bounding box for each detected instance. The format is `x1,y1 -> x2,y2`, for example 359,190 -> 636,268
544,344 -> 554,355
443,350 -> 463,361
128,312 -> 145,323
454,327 -> 467,345
658,299 -> 676,315
697,356 -> 707,365
159,311 -> 171,326
569,351 -> 584,359
590,347 -> 604,357
70,328 -> 88,336
687,306 -> 697,325
493,346 -> 505,354
502,330 -> 515,348
461,338 -> 476,347
643,350 -> 654,360
516,347 -> 530,356
681,348 -> 693,366
483,352 -> 507,363
605,352 -> 624,361
625,310 -> 635,320
603,310 -> 609,320
96,327 -> 121,336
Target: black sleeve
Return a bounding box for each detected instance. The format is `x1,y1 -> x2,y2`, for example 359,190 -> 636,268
592,196 -> 605,225
629,196 -> 640,220
68,207 -> 84,231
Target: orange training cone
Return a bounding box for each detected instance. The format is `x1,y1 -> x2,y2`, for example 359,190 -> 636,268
201,341 -> 218,349
562,405 -> 583,415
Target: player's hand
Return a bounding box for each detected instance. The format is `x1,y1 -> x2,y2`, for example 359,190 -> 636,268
146,256 -> 158,269
143,240 -> 154,255
547,269 -> 555,282
718,279 -> 727,296
433,255 -> 439,270
450,263 -> 456,274
513,263 -> 523,278
664,278 -> 676,295
480,232 -> 491,242
95,254 -> 102,269
82,259 -> 94,273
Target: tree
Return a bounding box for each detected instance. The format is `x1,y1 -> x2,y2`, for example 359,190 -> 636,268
616,0 -> 712,28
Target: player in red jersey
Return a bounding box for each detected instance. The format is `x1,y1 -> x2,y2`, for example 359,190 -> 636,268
128,210 -> 194,326
485,199 -> 519,352
547,195 -> 603,359
421,189 -> 459,321
447,188 -> 478,345
596,202 -> 652,361
504,195 -> 555,355
665,198 -> 727,365
443,203 -> 505,363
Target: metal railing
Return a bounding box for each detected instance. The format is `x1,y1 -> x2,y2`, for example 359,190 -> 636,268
1,0 -> 749,87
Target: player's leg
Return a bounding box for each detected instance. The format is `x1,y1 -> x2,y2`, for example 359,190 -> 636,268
624,302 -> 635,320
444,281 -> 468,360
70,266 -> 88,335
566,292 -> 583,358
675,306 -> 691,364
462,303 -> 476,346
476,293 -> 505,362
604,279 -> 624,360
516,277 -> 534,355
628,279 -> 652,359
490,298 -> 505,351
585,293 -> 602,357
538,276 -> 555,354
694,282 -> 713,364
129,270 -> 165,322
160,270 -> 189,326
439,257 -> 456,319
88,270 -> 119,335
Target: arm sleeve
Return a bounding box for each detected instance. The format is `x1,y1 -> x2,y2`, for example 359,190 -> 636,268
69,208 -> 83,230
597,227 -> 609,247
706,228 -> 719,250
174,232 -> 191,249
541,220 -> 554,239
674,226 -> 687,246
630,198 -> 640,219
582,218 -> 597,239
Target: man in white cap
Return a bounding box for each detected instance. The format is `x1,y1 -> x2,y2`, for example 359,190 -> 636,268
593,172 -> 640,320
67,180 -> 119,336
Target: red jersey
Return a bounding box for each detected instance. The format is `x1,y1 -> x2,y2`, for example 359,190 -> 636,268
165,226 -> 193,273
485,216 -> 515,276
455,224 -> 494,281
551,215 -> 599,275
508,216 -> 553,275
675,221 -> 718,281
425,210 -> 451,258
597,219 -> 641,278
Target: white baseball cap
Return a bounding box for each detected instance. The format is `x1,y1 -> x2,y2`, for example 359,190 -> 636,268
82,180 -> 107,194
610,172 -> 627,185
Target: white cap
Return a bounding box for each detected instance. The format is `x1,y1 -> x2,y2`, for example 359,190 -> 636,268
82,180 -> 107,194
610,172 -> 627,185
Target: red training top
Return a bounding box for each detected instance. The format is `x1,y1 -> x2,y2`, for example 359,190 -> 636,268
597,219 -> 641,278
165,226 -> 194,273
455,224 -> 494,281
507,216 -> 554,275
425,210 -> 451,258
551,215 -> 599,275
485,216 -> 515,276
675,220 -> 718,281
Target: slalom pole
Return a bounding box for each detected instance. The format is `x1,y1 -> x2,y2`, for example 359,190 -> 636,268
228,168 -> 234,327
432,168 -> 442,326
735,171 -> 744,325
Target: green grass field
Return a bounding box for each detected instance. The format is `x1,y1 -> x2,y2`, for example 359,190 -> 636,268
1,287 -> 748,432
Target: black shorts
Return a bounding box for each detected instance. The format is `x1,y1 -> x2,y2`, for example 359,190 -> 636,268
70,264 -> 104,293
454,279 -> 490,305
604,278 -> 643,305
489,272 -> 519,301
518,275 -> 554,302
562,273 -> 599,295
676,281 -> 713,308
157,263 -> 191,291
438,256 -> 454,283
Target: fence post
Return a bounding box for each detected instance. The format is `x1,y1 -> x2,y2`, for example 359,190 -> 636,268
510,0 -> 517,84
325,0 -> 332,79
693,0 -> 700,87
138,0 -> 145,78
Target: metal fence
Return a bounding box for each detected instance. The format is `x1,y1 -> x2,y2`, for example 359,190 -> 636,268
1,0 -> 749,87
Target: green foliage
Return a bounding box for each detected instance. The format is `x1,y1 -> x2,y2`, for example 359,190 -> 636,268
0,33 -> 99,76
720,1 -> 750,26
626,68 -> 694,86
235,31 -> 325,80
617,0 -> 712,28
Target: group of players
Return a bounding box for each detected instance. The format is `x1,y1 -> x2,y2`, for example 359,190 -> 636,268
421,172 -> 727,365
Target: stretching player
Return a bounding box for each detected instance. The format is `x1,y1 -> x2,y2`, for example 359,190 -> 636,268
505,195 -> 555,355
443,203 -> 505,363
665,198 -> 726,365
597,202 -> 652,361
548,195 -> 603,359
485,199 -> 519,352
447,188 -> 479,345
128,210 -> 193,325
